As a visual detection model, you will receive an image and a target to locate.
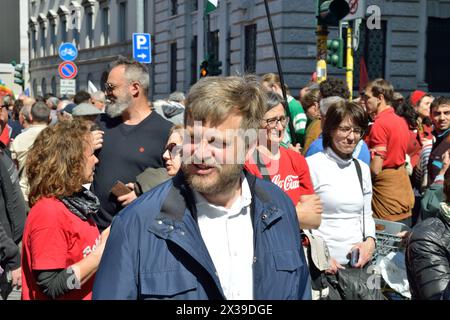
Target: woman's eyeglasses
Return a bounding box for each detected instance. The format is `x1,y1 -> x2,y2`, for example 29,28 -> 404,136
262,116 -> 288,129
337,126 -> 364,137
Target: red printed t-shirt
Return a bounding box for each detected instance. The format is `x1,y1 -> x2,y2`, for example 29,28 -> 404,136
245,147 -> 314,204
365,107 -> 410,169
21,197 -> 101,300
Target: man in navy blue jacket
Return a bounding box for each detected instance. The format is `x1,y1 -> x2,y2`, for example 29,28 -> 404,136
93,75 -> 311,300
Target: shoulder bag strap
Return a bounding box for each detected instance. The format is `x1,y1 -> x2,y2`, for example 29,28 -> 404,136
353,158 -> 366,239
252,150 -> 272,181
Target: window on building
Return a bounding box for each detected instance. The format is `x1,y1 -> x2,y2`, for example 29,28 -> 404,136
40,25 -> 46,57
209,30 -> 219,61
102,7 -> 109,45
170,42 -> 177,92
101,71 -> 108,91
171,0 -> 178,16
353,20 -> 387,91
31,29 -> 37,58
41,78 -> 47,95
119,1 -> 127,42
61,19 -> 67,43
426,17 -> 450,92
49,23 -> 56,55
72,27 -> 79,45
33,79 -> 37,97
86,11 -> 93,48
193,0 -> 198,11
51,77 -> 57,95
191,36 -> 198,85
244,24 -> 257,73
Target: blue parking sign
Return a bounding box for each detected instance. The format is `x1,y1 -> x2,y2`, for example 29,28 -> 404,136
133,33 -> 151,64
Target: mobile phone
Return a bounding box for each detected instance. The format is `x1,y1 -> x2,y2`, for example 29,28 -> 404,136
350,248 -> 360,267
110,180 -> 132,197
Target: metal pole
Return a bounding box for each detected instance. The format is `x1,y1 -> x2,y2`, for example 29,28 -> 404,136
263,0 -> 297,146
204,10 -> 210,61
316,24 -> 328,83
136,0 -> 144,33
346,25 -> 353,100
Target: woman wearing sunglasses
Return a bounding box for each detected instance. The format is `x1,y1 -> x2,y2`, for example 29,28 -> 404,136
134,125 -> 184,195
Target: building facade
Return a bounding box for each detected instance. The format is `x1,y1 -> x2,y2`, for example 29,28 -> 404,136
28,0 -> 450,99
1,0 -> 29,95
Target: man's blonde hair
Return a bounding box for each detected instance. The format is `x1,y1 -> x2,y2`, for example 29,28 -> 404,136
185,75 -> 266,130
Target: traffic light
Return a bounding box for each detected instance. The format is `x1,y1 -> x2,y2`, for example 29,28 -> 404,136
11,61 -> 24,88
208,59 -> 222,76
200,60 -> 208,77
327,38 -> 345,68
317,0 -> 350,26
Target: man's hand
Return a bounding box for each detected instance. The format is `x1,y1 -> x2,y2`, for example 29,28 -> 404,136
91,130 -> 104,150
296,194 -> 323,230
117,183 -> 137,206
11,267 -> 22,289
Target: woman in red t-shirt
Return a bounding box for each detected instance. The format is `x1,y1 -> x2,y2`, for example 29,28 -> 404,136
245,91 -> 322,230
21,120 -> 109,300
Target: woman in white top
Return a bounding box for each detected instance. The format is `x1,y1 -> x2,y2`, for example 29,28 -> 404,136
306,100 -> 376,274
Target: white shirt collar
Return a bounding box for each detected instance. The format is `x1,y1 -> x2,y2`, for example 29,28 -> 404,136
194,174 -> 252,218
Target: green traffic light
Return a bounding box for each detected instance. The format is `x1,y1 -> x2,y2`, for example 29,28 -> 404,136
326,38 -> 344,68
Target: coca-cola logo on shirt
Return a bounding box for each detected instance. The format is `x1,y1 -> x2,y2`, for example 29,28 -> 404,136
271,174 -> 299,191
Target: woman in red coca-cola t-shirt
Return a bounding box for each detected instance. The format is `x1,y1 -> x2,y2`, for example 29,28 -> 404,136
245,91 -> 322,230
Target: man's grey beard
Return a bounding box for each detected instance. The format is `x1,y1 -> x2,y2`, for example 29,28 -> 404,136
106,101 -> 128,118
106,97 -> 130,118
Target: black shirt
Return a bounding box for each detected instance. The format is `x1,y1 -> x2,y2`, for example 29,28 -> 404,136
91,111 -> 172,231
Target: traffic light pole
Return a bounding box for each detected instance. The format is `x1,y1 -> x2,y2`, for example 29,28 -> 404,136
345,23 -> 353,100
316,25 -> 328,83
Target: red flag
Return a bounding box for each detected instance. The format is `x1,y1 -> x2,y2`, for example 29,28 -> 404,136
359,56 -> 369,93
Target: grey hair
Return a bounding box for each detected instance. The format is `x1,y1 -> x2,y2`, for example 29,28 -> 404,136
111,57 -> 150,95
265,91 -> 284,112
47,96 -> 59,108
320,96 -> 345,116
20,104 -> 32,122
91,90 -> 106,103
31,101 -> 51,123
168,91 -> 185,103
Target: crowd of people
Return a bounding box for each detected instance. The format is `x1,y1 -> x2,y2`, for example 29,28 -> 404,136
1,56 -> 450,300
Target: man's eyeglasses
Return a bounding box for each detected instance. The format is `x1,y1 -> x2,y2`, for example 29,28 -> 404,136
262,116 -> 288,129
104,82 -> 118,92
337,126 -> 364,137
360,93 -> 377,101
164,142 -> 182,158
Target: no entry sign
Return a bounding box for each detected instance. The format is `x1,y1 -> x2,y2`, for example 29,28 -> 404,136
58,61 -> 78,79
